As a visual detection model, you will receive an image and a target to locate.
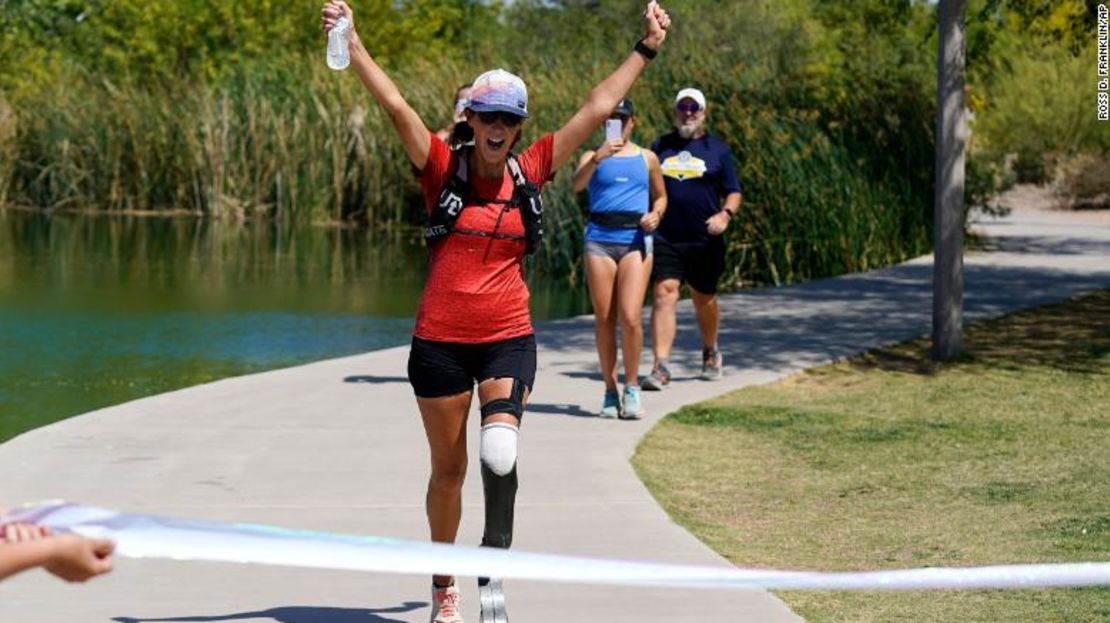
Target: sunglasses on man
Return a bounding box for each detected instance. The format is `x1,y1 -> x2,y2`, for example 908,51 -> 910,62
676,101 -> 702,114
476,110 -> 525,127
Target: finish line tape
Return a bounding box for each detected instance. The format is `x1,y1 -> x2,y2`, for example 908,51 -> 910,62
4,502 -> 1108,591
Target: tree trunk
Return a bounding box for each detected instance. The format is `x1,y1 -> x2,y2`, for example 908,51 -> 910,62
932,0 -> 968,361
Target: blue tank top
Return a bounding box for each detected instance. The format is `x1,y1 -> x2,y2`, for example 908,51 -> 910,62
586,149 -> 649,244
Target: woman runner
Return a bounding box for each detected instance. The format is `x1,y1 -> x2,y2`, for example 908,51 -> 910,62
321,3 -> 670,622
572,99 -> 666,419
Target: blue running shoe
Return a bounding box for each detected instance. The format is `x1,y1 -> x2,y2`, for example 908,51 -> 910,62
599,390 -> 621,419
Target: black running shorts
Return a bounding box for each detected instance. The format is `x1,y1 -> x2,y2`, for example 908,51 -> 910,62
407,334 -> 537,399
651,236 -> 726,295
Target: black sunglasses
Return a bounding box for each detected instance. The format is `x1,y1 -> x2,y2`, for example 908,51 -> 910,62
676,101 -> 702,113
476,110 -> 524,127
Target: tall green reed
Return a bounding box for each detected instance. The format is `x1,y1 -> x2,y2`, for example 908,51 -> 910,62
0,95 -> 14,206
1,0 -> 936,289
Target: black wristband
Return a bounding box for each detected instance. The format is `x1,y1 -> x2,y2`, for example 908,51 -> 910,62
634,39 -> 657,60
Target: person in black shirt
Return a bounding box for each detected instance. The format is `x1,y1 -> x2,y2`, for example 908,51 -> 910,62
644,87 -> 741,387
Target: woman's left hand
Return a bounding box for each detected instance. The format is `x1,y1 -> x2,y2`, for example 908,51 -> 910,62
705,210 -> 731,236
642,1 -> 671,51
641,211 -> 662,232
321,1 -> 356,38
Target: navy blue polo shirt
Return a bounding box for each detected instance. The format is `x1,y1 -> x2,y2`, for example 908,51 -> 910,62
651,131 -> 742,244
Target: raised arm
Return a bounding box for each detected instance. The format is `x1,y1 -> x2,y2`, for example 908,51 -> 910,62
322,1 -> 431,170
551,2 -> 671,170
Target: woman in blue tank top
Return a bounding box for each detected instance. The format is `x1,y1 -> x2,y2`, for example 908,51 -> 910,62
572,98 -> 666,420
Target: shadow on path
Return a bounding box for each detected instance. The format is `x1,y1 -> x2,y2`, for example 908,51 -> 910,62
842,288 -> 1110,377
528,402 -> 596,418
113,602 -> 425,623
540,263 -> 1110,378
344,376 -> 409,384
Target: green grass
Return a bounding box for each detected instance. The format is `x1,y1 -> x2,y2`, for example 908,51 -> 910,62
633,290 -> 1110,622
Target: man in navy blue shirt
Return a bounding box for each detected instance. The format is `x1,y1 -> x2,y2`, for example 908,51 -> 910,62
643,87 -> 742,387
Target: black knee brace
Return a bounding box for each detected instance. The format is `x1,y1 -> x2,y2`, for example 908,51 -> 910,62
480,462 -> 518,549
479,377 -> 526,423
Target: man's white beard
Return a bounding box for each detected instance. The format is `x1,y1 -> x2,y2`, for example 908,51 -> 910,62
677,122 -> 700,139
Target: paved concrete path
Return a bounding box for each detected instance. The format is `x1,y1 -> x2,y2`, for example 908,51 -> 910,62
1,204 -> 1106,623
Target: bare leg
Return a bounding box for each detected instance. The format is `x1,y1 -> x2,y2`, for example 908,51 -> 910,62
690,286 -> 720,350
616,250 -> 652,386
650,278 -> 680,366
585,254 -> 620,392
418,390 -> 473,588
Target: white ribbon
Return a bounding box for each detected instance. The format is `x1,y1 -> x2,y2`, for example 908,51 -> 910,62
4,502 -> 1108,591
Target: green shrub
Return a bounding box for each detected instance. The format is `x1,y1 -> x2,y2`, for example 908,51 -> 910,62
973,41 -> 1104,165
966,150 -> 1015,217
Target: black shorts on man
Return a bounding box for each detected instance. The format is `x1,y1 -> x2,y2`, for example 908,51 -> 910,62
651,235 -> 726,295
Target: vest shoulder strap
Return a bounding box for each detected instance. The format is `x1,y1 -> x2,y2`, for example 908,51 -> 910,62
452,147 -> 470,184
505,153 -> 527,187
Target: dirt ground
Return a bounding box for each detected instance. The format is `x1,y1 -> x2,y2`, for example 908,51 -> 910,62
991,183 -> 1110,226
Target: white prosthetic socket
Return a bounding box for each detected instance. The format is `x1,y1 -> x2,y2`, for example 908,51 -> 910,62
479,422 -> 519,476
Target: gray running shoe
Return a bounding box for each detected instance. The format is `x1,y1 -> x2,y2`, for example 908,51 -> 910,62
701,347 -> 723,380
599,390 -> 621,418
641,363 -> 671,391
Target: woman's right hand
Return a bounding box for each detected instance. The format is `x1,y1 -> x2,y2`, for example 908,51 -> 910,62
321,1 -> 355,36
43,534 -> 115,583
593,139 -> 625,164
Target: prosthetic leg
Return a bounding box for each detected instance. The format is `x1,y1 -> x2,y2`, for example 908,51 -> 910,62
476,379 -> 525,623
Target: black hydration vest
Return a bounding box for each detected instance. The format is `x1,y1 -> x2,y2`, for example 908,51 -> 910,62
424,147 -> 544,255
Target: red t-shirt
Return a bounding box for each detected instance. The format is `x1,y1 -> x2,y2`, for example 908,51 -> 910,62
415,131 -> 555,343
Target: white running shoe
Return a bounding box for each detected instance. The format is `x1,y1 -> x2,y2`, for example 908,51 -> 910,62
431,583 -> 464,623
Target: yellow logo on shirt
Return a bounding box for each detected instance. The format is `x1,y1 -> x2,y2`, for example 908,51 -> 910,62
661,151 -> 707,181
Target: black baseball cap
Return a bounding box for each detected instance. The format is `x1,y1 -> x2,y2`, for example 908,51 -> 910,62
613,98 -> 635,117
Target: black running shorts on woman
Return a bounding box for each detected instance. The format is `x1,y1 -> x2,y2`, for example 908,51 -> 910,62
408,334 -> 537,399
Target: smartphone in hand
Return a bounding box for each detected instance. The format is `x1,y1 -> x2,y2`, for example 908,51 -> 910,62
605,119 -> 623,143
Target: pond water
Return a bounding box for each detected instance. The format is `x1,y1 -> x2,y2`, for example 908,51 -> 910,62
0,210 -> 589,442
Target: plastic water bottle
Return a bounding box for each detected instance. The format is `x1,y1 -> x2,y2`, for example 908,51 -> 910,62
327,16 -> 351,71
